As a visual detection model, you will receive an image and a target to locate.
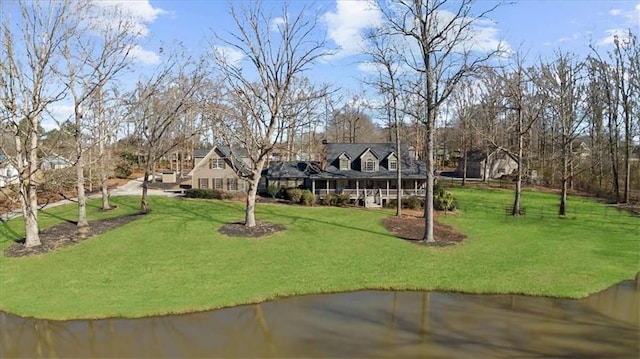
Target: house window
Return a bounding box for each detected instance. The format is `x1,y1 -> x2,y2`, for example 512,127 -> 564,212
210,158 -> 225,169
340,159 -> 350,170
199,178 -> 209,189
364,159 -> 375,172
388,160 -> 397,171
227,178 -> 238,191
214,178 -> 223,190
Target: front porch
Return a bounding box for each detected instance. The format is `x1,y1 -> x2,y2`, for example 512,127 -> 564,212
311,178 -> 426,208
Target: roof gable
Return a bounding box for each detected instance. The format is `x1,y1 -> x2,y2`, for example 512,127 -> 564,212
358,147 -> 379,160
189,145 -> 251,176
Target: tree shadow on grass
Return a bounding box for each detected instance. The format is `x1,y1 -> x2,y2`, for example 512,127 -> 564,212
258,204 -> 396,239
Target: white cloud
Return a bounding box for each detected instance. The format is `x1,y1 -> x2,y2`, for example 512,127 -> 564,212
48,105 -> 74,122
323,0 -> 382,57
129,45 -> 161,65
214,46 -> 245,66
271,17 -> 286,32
544,32 -> 581,46
599,3 -> 640,45
89,0 -> 167,37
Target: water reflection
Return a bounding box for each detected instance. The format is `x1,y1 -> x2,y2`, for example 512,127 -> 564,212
2,278 -> 638,358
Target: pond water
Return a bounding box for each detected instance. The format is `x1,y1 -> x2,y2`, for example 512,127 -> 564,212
2,278 -> 638,358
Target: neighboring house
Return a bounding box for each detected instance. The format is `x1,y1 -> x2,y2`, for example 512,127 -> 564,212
456,148 -> 518,180
188,145 -> 250,192
0,155 -> 19,188
267,142 -> 428,207
40,155 -> 70,171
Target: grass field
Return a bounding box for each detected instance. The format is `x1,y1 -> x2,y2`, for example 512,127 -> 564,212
0,188 -> 638,320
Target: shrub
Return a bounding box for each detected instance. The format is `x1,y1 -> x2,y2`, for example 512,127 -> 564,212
184,188 -> 224,200
434,190 -> 457,211
287,188 -> 303,204
319,194 -> 337,206
404,196 -> 423,209
300,190 -> 315,206
267,184 -> 279,199
114,165 -> 132,179
336,193 -> 351,206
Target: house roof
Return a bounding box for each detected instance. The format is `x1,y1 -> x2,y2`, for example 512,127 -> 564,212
189,145 -> 251,177
462,148 -> 518,163
464,149 -> 487,162
41,155 -> 70,166
267,161 -> 322,178
194,149 -> 209,158
268,143 -> 427,180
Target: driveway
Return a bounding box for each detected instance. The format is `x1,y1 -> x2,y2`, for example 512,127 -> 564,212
1,177 -> 180,221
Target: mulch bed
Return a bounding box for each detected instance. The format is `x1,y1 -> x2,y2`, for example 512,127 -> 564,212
218,222 -> 286,238
4,213 -> 146,258
382,209 -> 466,246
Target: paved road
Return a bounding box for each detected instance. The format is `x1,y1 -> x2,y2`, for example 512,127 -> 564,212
1,177 -> 179,221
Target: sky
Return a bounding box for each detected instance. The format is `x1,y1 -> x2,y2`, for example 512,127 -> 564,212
25,0 -> 640,128
140,0 -> 638,79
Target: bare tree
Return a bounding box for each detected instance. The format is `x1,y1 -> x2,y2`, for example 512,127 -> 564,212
612,32 -> 638,204
60,1 -> 139,225
378,0 -> 503,242
0,0 -> 74,247
365,30 -> 405,216
127,49 -> 207,213
210,1 -> 330,227
539,52 -> 587,217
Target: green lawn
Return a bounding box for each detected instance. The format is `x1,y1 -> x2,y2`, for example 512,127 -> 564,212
0,189 -> 638,320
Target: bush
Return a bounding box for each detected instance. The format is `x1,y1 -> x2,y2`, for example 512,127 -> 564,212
386,196 -> 424,209
114,165 -> 132,179
434,190 -> 457,211
336,193 -> 351,206
319,194 -> 337,206
300,190 -> 315,206
404,196 -> 423,209
184,188 -> 224,200
286,188 -> 303,204
267,184 -> 279,198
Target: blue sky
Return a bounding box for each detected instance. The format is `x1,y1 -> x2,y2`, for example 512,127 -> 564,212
28,0 -> 640,127
141,0 -> 639,74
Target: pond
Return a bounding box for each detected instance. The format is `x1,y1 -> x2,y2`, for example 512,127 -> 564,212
2,277 -> 638,358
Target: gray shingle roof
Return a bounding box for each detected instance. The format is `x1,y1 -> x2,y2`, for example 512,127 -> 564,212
267,143 -> 427,180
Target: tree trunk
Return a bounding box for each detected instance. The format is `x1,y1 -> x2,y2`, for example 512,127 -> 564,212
98,85 -> 111,210
244,177 -> 260,227
422,118 -> 435,243
76,151 -> 88,227
623,108 -> 631,204
25,118 -> 41,247
141,169 -> 150,214
512,147 -> 523,216
75,111 -> 88,227
244,158 -> 267,227
608,115 -> 620,203
559,150 -> 568,218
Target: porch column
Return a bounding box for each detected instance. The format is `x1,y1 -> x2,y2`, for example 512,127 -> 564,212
311,179 -> 315,195
414,180 -> 418,195
356,180 -> 359,198
326,180 -> 329,195
386,180 -> 389,199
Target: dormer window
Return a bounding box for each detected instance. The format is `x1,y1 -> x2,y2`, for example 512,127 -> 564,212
364,159 -> 375,172
210,158 -> 225,169
388,160 -> 397,171
338,152 -> 351,170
